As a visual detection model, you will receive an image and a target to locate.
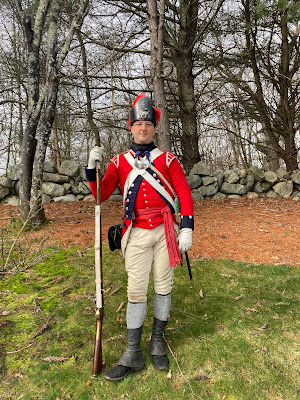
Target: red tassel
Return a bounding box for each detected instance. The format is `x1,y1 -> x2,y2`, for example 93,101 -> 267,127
161,207 -> 182,267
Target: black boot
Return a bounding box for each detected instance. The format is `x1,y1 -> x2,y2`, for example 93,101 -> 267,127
104,326 -> 145,381
149,318 -> 169,370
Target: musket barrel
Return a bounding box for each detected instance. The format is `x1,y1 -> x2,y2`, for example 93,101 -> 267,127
92,161 -> 104,375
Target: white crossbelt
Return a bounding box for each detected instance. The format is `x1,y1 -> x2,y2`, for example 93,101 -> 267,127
123,151 -> 176,210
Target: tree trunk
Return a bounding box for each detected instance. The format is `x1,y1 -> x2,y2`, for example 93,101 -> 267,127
77,29 -> 101,146
147,0 -> 171,151
164,0 -> 201,173
30,76 -> 59,226
14,0 -> 89,225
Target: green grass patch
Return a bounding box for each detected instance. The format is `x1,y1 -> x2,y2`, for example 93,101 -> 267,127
1,250 -> 299,400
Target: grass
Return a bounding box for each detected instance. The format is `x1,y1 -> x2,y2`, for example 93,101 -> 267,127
0,246 -> 299,400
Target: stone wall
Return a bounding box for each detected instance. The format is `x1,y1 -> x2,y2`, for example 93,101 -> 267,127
1,160 -> 300,205
188,162 -> 300,201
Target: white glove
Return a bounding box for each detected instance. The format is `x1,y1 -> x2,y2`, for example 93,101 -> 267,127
88,146 -> 104,169
178,228 -> 192,253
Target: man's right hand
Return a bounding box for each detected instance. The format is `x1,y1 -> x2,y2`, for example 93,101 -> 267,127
88,146 -> 104,169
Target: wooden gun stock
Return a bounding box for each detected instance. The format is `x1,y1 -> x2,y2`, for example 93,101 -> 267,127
92,308 -> 104,376
92,161 -> 104,376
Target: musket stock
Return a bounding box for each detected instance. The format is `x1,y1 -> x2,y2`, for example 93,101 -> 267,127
92,161 -> 104,376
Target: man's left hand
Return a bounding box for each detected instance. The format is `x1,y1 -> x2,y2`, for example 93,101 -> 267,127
178,228 -> 192,253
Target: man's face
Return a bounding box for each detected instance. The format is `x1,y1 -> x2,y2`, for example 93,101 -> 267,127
131,121 -> 157,144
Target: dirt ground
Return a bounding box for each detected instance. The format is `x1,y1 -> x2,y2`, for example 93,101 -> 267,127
1,197 -> 300,266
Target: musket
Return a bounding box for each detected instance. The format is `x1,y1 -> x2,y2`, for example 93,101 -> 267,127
92,161 -> 104,376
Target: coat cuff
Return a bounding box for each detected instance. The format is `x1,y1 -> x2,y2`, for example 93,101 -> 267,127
180,215 -> 194,230
85,166 -> 96,181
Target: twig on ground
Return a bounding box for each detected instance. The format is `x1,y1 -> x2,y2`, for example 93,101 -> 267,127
164,337 -> 203,400
6,343 -> 33,354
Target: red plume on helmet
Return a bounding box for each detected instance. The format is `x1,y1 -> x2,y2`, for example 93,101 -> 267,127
128,93 -> 161,129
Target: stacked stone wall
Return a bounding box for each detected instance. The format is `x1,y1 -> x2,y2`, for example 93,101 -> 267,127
1,160 -> 300,205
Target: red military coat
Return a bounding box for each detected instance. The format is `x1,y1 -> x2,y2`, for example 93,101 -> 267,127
86,146 -> 194,235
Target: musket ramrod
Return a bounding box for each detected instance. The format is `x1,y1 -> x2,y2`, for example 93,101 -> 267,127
92,161 -> 104,376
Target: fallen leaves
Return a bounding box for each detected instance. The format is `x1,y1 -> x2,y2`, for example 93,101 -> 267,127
31,323 -> 50,339
234,295 -> 244,301
258,322 -> 268,330
116,301 -> 125,312
42,356 -> 69,362
220,273 -> 233,278
192,375 -> 210,381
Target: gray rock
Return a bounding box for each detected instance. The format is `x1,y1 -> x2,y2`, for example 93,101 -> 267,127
275,167 -> 289,180
247,165 -> 264,182
291,170 -> 300,184
243,174 -> 255,191
224,169 -> 239,184
63,183 -> 72,191
78,181 -> 91,195
189,161 -> 210,176
264,171 -> 278,184
213,192 -> 226,199
186,175 -> 202,189
76,194 -> 85,200
42,182 -> 66,197
0,186 -> 10,200
83,194 -> 95,202
240,169 -> 247,179
228,194 -> 241,199
112,186 -> 122,195
59,160 -> 80,177
247,192 -> 259,199
43,172 -> 70,183
266,190 -> 278,198
1,195 -> 19,206
7,164 -> 21,181
54,194 -> 79,203
202,176 -> 217,186
70,182 -> 90,195
80,166 -> 87,180
204,182 -> 219,197
71,184 -> 81,195
261,181 -> 273,192
220,182 -> 247,195
43,161 -> 57,173
0,176 -> 12,188
191,188 -> 204,201
198,186 -> 209,197
273,181 -> 293,197
109,194 -> 123,201
292,196 -> 299,201
253,182 -> 272,193
213,171 -> 224,188
292,191 -> 300,197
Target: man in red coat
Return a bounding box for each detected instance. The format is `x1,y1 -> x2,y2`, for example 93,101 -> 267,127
86,94 -> 193,381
